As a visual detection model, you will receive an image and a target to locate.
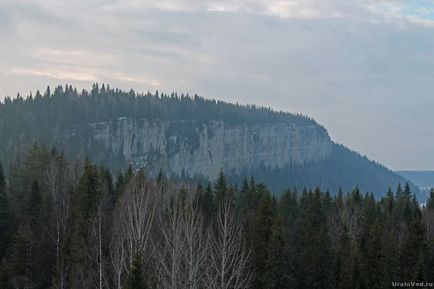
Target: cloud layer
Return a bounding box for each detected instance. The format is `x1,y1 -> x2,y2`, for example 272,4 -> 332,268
1,0 -> 434,170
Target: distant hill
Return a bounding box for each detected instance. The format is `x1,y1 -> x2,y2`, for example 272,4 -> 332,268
398,171 -> 434,188
397,171 -> 434,201
229,143 -> 422,199
0,84 -> 419,198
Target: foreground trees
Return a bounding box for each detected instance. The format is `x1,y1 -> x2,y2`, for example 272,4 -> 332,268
0,146 -> 433,288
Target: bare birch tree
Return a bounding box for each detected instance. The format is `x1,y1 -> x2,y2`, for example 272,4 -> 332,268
207,197 -> 252,289
181,198 -> 209,289
45,156 -> 82,289
110,170 -> 157,286
110,212 -> 128,289
155,190 -> 209,289
154,191 -> 185,289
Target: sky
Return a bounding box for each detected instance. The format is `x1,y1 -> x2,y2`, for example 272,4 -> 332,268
1,0 -> 434,171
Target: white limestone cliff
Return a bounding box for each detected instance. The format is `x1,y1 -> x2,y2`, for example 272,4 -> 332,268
80,118 -> 332,179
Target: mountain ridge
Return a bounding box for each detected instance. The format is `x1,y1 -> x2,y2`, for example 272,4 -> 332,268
0,84 -> 419,198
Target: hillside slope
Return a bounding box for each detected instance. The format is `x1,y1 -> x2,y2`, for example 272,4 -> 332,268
0,84 -> 417,197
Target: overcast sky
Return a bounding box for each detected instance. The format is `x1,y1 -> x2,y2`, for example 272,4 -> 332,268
1,0 -> 434,171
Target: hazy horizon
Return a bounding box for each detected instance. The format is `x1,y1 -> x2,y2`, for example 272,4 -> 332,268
2,0 -> 434,171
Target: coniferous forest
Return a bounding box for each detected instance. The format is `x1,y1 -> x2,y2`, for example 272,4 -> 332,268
0,85 -> 416,197
0,144 -> 433,289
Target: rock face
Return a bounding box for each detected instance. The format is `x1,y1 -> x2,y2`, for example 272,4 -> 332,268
78,118 -> 333,179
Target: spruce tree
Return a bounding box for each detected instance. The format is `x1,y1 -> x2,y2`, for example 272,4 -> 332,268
399,206 -> 426,281
27,180 -> 42,222
295,189 -> 333,289
214,169 -> 227,206
264,208 -> 293,289
0,161 -> 9,259
201,182 -> 215,224
124,251 -> 145,289
236,178 -> 250,213
427,189 -> 434,209
336,226 -> 363,289
252,190 -> 273,289
69,162 -> 100,289
360,220 -> 387,289
8,224 -> 33,280
385,187 -> 395,216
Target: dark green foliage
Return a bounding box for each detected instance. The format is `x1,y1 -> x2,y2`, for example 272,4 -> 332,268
214,169 -> 227,206
264,207 -> 293,289
26,180 -> 42,222
228,144 -> 421,200
7,225 -> 34,286
252,191 -> 273,289
0,146 -> 432,289
199,182 -> 215,225
294,189 -> 333,289
124,251 -> 146,289
0,161 -> 9,259
427,189 -> 434,209
335,227 -> 359,289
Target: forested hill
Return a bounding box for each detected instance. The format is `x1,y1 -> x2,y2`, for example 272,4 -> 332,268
0,84 -> 418,199
0,83 -> 319,126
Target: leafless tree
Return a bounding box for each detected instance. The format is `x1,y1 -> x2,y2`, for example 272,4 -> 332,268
329,195 -> 361,245
45,156 -> 82,289
206,197 -> 252,289
91,187 -> 112,289
154,191 -> 185,289
181,198 -> 209,289
154,190 -> 209,289
110,171 -> 157,288
110,211 -> 128,289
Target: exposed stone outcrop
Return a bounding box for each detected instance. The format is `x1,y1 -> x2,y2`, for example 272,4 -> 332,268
76,118 -> 333,179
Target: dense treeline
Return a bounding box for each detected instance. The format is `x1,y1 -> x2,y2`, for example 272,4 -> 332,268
0,84 -> 317,126
0,84 -> 317,154
1,145 -> 434,289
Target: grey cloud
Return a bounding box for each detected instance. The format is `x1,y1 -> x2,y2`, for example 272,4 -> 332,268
1,0 -> 434,170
